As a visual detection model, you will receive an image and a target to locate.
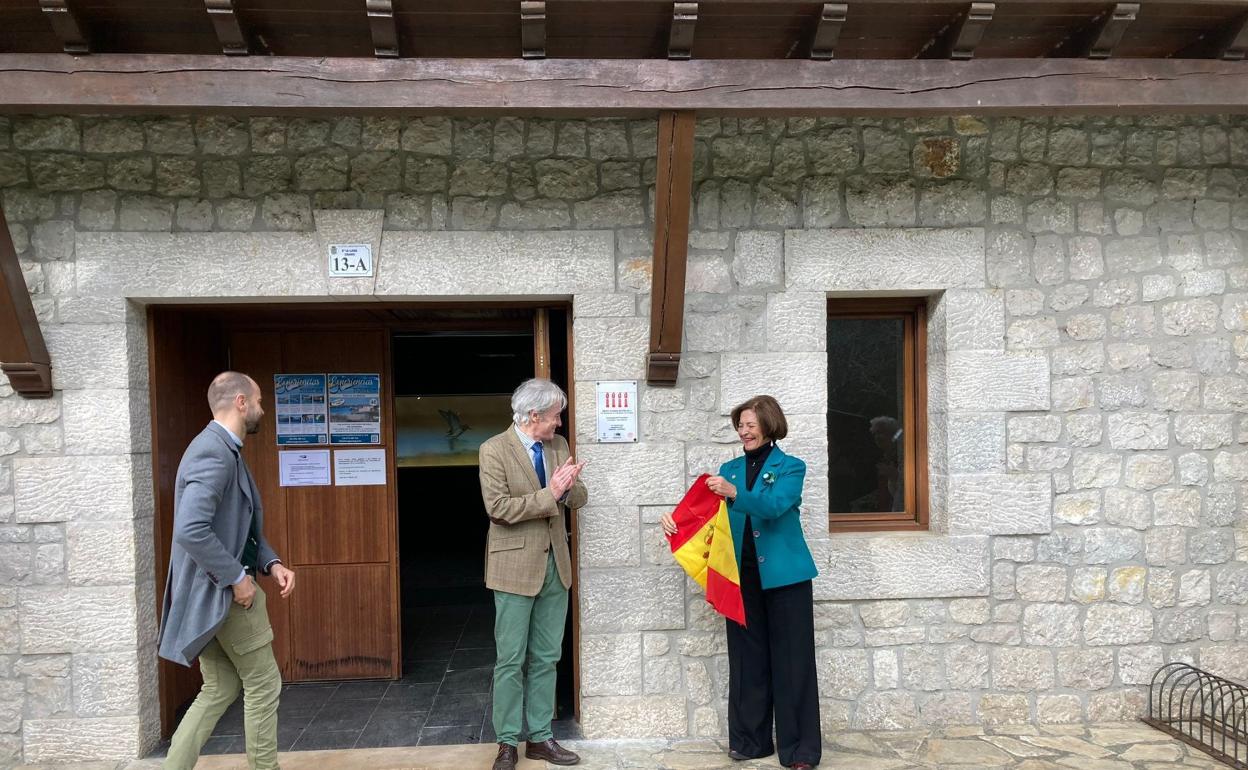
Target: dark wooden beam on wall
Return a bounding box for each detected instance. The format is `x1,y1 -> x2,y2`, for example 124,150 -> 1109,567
0,204 -> 52,399
1,55 -> 1247,116
1086,2 -> 1139,58
668,2 -> 698,60
521,1 -> 546,59
809,3 -> 847,60
647,110 -> 696,385
367,0 -> 400,58
205,0 -> 249,55
950,2 -> 994,59
1220,14 -> 1248,60
39,0 -> 89,54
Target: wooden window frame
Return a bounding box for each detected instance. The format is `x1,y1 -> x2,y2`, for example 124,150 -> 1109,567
826,297 -> 929,533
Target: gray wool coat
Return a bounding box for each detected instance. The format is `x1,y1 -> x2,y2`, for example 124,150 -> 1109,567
157,422 -> 279,667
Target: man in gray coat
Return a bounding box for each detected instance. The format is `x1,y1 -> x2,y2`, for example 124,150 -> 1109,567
159,371 -> 295,770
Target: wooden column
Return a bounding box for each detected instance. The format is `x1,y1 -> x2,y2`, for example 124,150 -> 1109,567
647,110 -> 695,385
0,202 -> 52,398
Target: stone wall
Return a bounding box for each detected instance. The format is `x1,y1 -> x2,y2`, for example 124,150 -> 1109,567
0,113 -> 1246,763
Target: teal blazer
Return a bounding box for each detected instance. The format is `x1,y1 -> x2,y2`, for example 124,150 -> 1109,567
720,444 -> 819,590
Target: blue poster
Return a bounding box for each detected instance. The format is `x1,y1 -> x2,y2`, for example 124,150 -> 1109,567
328,373 -> 382,445
274,374 -> 328,445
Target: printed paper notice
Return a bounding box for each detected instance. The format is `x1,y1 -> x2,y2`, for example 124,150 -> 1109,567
328,374 -> 382,445
596,380 -> 638,443
274,374 -> 328,445
279,450 -> 331,487
334,449 -> 387,486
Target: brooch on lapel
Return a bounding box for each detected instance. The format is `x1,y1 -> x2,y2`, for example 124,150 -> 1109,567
761,471 -> 776,486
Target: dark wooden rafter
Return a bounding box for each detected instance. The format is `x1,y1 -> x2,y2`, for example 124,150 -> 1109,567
1087,2 -> 1140,58
647,111 -> 696,385
1,55 -> 1247,115
669,2 -> 698,60
810,3 -> 848,60
1220,14 -> 1248,60
0,203 -> 52,399
366,0 -> 400,58
950,2 -> 995,59
521,1 -> 546,59
205,0 -> 249,56
39,0 -> 88,54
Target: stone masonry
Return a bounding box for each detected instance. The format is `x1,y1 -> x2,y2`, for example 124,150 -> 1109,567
0,113 -> 1246,764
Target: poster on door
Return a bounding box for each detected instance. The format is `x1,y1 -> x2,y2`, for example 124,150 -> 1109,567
328,373 -> 382,445
274,374 -> 328,445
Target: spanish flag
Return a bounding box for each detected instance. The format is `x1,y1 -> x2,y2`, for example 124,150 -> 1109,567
667,474 -> 746,626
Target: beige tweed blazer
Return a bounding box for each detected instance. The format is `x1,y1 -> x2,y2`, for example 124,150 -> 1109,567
478,428 -> 588,596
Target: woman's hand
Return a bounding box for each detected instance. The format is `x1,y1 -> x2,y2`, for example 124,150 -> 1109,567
660,512 -> 678,537
706,475 -> 737,500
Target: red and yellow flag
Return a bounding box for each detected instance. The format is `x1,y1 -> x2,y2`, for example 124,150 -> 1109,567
667,474 -> 746,626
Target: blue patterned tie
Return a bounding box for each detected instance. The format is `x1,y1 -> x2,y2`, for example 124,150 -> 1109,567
531,441 -> 546,487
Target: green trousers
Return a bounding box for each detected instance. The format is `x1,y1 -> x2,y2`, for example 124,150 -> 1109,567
165,585 -> 282,770
492,552 -> 568,746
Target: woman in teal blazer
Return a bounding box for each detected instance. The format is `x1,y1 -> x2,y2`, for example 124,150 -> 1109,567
663,395 -> 820,768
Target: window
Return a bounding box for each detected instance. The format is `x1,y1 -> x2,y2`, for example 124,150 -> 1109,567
826,298 -> 929,532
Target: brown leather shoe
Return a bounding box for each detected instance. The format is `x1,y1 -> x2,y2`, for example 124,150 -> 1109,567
492,743 -> 518,770
525,738 -> 580,765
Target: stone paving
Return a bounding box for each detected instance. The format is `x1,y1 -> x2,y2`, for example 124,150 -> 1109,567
8,721 -> 1237,770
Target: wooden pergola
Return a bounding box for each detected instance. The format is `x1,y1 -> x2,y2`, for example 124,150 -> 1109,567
1,0 -> 1247,395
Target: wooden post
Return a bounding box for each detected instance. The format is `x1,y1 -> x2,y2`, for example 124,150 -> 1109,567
0,201 -> 53,398
647,110 -> 696,385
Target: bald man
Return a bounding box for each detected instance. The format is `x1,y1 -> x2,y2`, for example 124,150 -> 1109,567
158,371 -> 296,770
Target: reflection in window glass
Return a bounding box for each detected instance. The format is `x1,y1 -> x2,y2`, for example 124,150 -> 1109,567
827,317 -> 906,515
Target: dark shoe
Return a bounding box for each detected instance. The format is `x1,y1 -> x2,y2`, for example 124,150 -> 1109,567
492,743 -> 518,770
525,738 -> 580,765
788,763 -> 816,769
728,750 -> 752,761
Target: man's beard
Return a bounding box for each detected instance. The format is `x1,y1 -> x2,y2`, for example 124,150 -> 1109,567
245,414 -> 262,434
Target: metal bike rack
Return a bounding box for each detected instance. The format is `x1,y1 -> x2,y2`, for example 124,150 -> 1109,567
1144,662 -> 1248,769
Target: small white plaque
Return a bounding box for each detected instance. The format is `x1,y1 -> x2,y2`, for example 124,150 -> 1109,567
334,449 -> 388,486
278,449 -> 331,487
328,244 -> 373,277
596,380 -> 638,443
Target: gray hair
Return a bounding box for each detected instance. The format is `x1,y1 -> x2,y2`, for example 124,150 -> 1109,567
207,371 -> 256,413
511,378 -> 567,425
870,415 -> 900,434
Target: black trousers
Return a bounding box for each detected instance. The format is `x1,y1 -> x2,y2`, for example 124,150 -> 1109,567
727,527 -> 821,766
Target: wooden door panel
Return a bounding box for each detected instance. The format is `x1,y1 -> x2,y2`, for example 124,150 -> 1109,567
288,564 -> 395,679
228,331 -> 293,679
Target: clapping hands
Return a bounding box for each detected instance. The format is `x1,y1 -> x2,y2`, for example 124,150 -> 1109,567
549,457 -> 587,500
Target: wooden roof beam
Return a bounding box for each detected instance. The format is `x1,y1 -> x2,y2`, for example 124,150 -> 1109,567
669,2 -> 698,60
366,0 -> 400,58
39,0 -> 88,55
810,3 -> 848,60
0,203 -> 52,399
951,2 -> 994,59
648,111 -> 696,385
521,1 -> 546,59
205,0 -> 249,56
1087,2 -> 1139,59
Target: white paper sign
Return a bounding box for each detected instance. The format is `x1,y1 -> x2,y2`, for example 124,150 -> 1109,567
279,450 -> 331,487
596,380 -> 638,443
334,449 -> 387,486
328,244 -> 373,277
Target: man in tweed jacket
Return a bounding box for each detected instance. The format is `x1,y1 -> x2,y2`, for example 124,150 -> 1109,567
478,378 -> 587,770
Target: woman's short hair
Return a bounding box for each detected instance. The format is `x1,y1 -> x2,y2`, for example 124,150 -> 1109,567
511,378 -> 568,425
730,395 -> 788,442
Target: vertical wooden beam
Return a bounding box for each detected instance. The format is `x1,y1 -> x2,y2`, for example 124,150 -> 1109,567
521,1 -> 546,59
950,2 -> 994,60
810,3 -> 847,60
668,2 -> 698,60
647,111 -> 696,385
1087,2 -> 1139,59
205,0 -> 249,55
366,0 -> 400,58
534,308 -> 551,378
39,0 -> 89,54
0,203 -> 52,398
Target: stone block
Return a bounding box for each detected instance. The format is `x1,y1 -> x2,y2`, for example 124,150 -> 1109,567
22,716 -> 140,762
946,414 -> 1006,473
1106,412 -> 1170,450
573,294 -> 635,318
948,473 -> 1051,535
62,389 -> 150,456
577,507 -> 640,569
573,316 -> 649,380
786,228 -> 985,291
942,290 -> 1004,351
579,695 -> 686,738
578,443 -> 684,507
719,353 -> 826,415
1023,603 -> 1081,646
73,652 -> 140,717
376,231 -> 614,296
580,569 -> 685,633
817,534 -> 989,600
992,647 -> 1054,690
67,522 -> 137,586
19,586 -> 138,653
579,634 -> 642,697
767,292 -> 825,353
816,648 -> 868,698
733,231 -> 783,289
946,351 -> 1050,411
15,456 -> 139,523
1084,604 -> 1154,646
43,324 -> 145,390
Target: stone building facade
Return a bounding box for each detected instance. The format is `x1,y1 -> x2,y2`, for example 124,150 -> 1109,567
0,112 -> 1246,764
